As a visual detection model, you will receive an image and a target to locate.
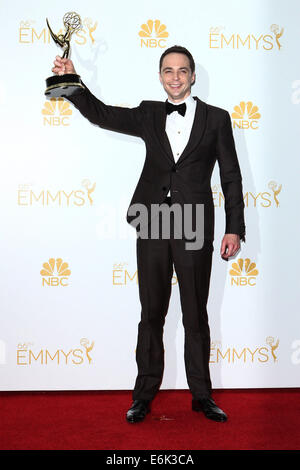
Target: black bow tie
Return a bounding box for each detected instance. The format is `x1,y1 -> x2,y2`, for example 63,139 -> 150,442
166,101 -> 187,117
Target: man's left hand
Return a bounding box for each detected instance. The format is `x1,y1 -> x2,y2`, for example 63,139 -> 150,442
220,234 -> 240,260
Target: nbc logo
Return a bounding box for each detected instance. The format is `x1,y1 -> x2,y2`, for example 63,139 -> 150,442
231,101 -> 261,129
229,258 -> 259,286
40,258 -> 71,287
139,19 -> 168,48
42,98 -> 72,126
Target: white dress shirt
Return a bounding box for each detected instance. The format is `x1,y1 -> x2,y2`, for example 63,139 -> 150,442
165,94 -> 197,196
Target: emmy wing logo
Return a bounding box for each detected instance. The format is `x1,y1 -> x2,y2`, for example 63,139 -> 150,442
80,338 -> 95,364
42,98 -> 72,126
231,101 -> 261,130
17,180 -> 96,207
212,180 -> 282,209
268,181 -> 282,207
83,18 -> 98,44
270,24 -> 284,50
229,258 -> 259,286
209,24 -> 284,51
40,258 -> 71,286
112,263 -> 178,285
266,336 -> 279,362
139,20 -> 168,48
18,18 -> 98,45
112,263 -> 138,285
210,337 -> 279,364
17,339 -> 94,366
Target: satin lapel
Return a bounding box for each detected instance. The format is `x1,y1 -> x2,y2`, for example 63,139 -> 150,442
154,102 -> 175,165
176,97 -> 207,165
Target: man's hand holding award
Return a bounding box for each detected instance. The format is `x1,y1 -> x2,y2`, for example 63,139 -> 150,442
45,11 -> 84,98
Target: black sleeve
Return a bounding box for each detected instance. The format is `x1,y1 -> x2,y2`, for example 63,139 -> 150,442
66,82 -> 145,138
216,111 -> 246,242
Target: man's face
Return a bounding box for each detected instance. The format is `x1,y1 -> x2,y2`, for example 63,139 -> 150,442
159,52 -> 195,103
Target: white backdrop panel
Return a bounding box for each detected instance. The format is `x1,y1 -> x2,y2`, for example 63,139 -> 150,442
0,0 -> 299,390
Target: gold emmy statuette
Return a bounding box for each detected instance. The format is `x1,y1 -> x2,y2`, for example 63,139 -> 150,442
45,12 -> 84,98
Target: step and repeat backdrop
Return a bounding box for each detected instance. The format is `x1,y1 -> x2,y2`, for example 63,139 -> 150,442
0,0 -> 299,391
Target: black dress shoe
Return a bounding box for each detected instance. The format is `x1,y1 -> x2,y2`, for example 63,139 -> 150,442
126,400 -> 150,423
192,397 -> 227,422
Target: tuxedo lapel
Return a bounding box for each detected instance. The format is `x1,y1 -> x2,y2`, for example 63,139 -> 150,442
153,102 -> 175,164
176,97 -> 207,165
153,97 -> 207,166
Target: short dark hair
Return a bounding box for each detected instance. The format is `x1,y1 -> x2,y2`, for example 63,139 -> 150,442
159,45 -> 195,74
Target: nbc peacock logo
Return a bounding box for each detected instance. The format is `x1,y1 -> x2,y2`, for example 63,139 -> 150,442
42,98 -> 72,126
40,258 -> 71,287
231,101 -> 261,130
229,258 -> 259,286
139,19 -> 168,48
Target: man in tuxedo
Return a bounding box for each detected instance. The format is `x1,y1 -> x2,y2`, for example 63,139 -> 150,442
52,45 -> 245,423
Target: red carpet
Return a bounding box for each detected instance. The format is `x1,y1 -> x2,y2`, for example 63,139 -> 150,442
0,389 -> 299,450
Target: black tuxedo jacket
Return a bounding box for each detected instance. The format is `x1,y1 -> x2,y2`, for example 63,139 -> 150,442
68,85 -> 245,242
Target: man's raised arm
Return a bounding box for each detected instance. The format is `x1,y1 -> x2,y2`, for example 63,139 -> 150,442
52,56 -> 145,138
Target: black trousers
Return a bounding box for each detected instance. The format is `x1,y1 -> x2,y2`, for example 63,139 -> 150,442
132,197 -> 214,401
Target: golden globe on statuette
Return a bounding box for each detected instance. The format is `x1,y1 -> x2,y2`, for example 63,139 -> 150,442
45,12 -> 84,98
